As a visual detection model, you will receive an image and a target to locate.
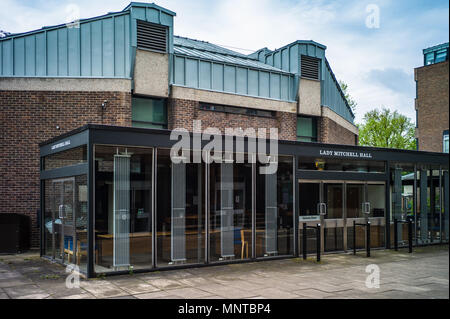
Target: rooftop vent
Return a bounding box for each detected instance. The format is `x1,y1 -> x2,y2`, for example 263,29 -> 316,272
301,55 -> 320,80
137,20 -> 168,53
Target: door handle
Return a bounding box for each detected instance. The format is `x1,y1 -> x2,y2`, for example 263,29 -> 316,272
319,203 -> 327,216
363,202 -> 371,215
58,204 -> 65,219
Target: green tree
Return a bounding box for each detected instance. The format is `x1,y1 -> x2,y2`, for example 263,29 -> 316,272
339,80 -> 357,114
357,108 -> 416,150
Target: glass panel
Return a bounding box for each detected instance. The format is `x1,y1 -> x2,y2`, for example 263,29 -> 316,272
324,183 -> 343,219
443,132 -> 449,153
430,168 -> 441,243
346,184 -> 364,218
390,164 -> 415,247
299,183 -> 320,218
425,52 -> 434,65
156,149 -> 205,267
435,49 -> 448,63
323,183 -> 343,252
298,157 -> 385,173
132,97 -> 167,128
367,184 -> 385,248
210,153 -> 252,261
298,182 -> 320,254
43,180 -> 55,258
94,145 -> 153,273
442,169 -> 449,242
256,156 -> 294,257
43,176 -> 87,271
44,145 -> 87,170
417,168 -> 429,244
297,116 -> 317,141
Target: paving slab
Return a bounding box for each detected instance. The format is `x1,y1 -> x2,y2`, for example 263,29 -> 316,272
3,284 -> 50,299
0,246 -> 447,299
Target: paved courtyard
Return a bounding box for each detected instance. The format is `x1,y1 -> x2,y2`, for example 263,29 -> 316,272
0,245 -> 448,299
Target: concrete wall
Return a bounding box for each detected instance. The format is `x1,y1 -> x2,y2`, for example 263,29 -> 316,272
134,49 -> 169,97
170,85 -> 297,113
298,78 -> 321,116
0,77 -> 131,92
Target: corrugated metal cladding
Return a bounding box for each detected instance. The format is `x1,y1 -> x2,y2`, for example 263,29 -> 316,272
1,13 -> 131,77
173,37 -> 296,101
322,59 -> 354,123
0,2 -> 175,78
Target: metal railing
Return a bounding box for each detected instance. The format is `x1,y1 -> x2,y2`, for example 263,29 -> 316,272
393,218 -> 413,253
302,223 -> 321,262
353,220 -> 371,257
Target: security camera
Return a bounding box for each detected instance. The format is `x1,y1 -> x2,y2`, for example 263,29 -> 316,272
101,100 -> 108,110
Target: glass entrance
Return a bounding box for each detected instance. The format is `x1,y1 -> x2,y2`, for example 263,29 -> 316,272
299,180 -> 386,252
298,180 -> 344,252
51,178 -> 76,263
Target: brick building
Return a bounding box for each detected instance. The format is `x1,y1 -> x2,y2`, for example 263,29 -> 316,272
415,42 -> 449,153
0,2 -> 358,249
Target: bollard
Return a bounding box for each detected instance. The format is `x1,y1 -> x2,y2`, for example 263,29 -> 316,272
394,218 -> 398,251
366,221 -> 371,257
353,220 -> 356,255
408,219 -> 413,253
302,223 -> 307,260
316,223 -> 321,262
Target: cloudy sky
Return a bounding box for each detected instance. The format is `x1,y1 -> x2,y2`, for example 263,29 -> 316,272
1,0 -> 448,123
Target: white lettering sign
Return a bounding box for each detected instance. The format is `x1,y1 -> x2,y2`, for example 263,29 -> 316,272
51,140 -> 71,150
319,149 -> 372,159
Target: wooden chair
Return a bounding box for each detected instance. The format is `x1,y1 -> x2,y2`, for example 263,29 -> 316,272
64,236 -> 98,265
240,229 -> 248,259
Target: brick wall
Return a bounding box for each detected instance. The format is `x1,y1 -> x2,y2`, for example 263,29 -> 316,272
0,90 -> 132,248
415,61 -> 449,152
319,117 -> 357,145
168,98 -> 297,141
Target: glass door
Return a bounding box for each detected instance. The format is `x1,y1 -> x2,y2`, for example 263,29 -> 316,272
322,182 -> 344,252
299,180 -> 386,253
52,178 -> 76,263
298,180 -> 344,253
346,181 -> 386,250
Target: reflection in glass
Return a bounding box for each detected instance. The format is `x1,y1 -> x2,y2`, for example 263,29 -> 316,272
94,146 -> 153,272
390,164 -> 415,247
298,157 -> 385,173
256,156 -> 294,257
346,184 -> 364,219
156,149 -> 205,267
443,169 -> 449,242
43,175 -> 88,271
210,153 -> 252,261
298,183 -> 320,217
323,183 -> 343,251
44,146 -> 87,170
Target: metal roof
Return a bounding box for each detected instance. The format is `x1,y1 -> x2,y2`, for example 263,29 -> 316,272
174,36 -> 291,73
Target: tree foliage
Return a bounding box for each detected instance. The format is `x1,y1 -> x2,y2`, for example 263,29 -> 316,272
339,80 -> 357,114
357,108 -> 416,150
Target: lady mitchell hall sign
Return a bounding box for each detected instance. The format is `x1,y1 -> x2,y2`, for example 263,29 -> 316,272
319,149 -> 373,159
